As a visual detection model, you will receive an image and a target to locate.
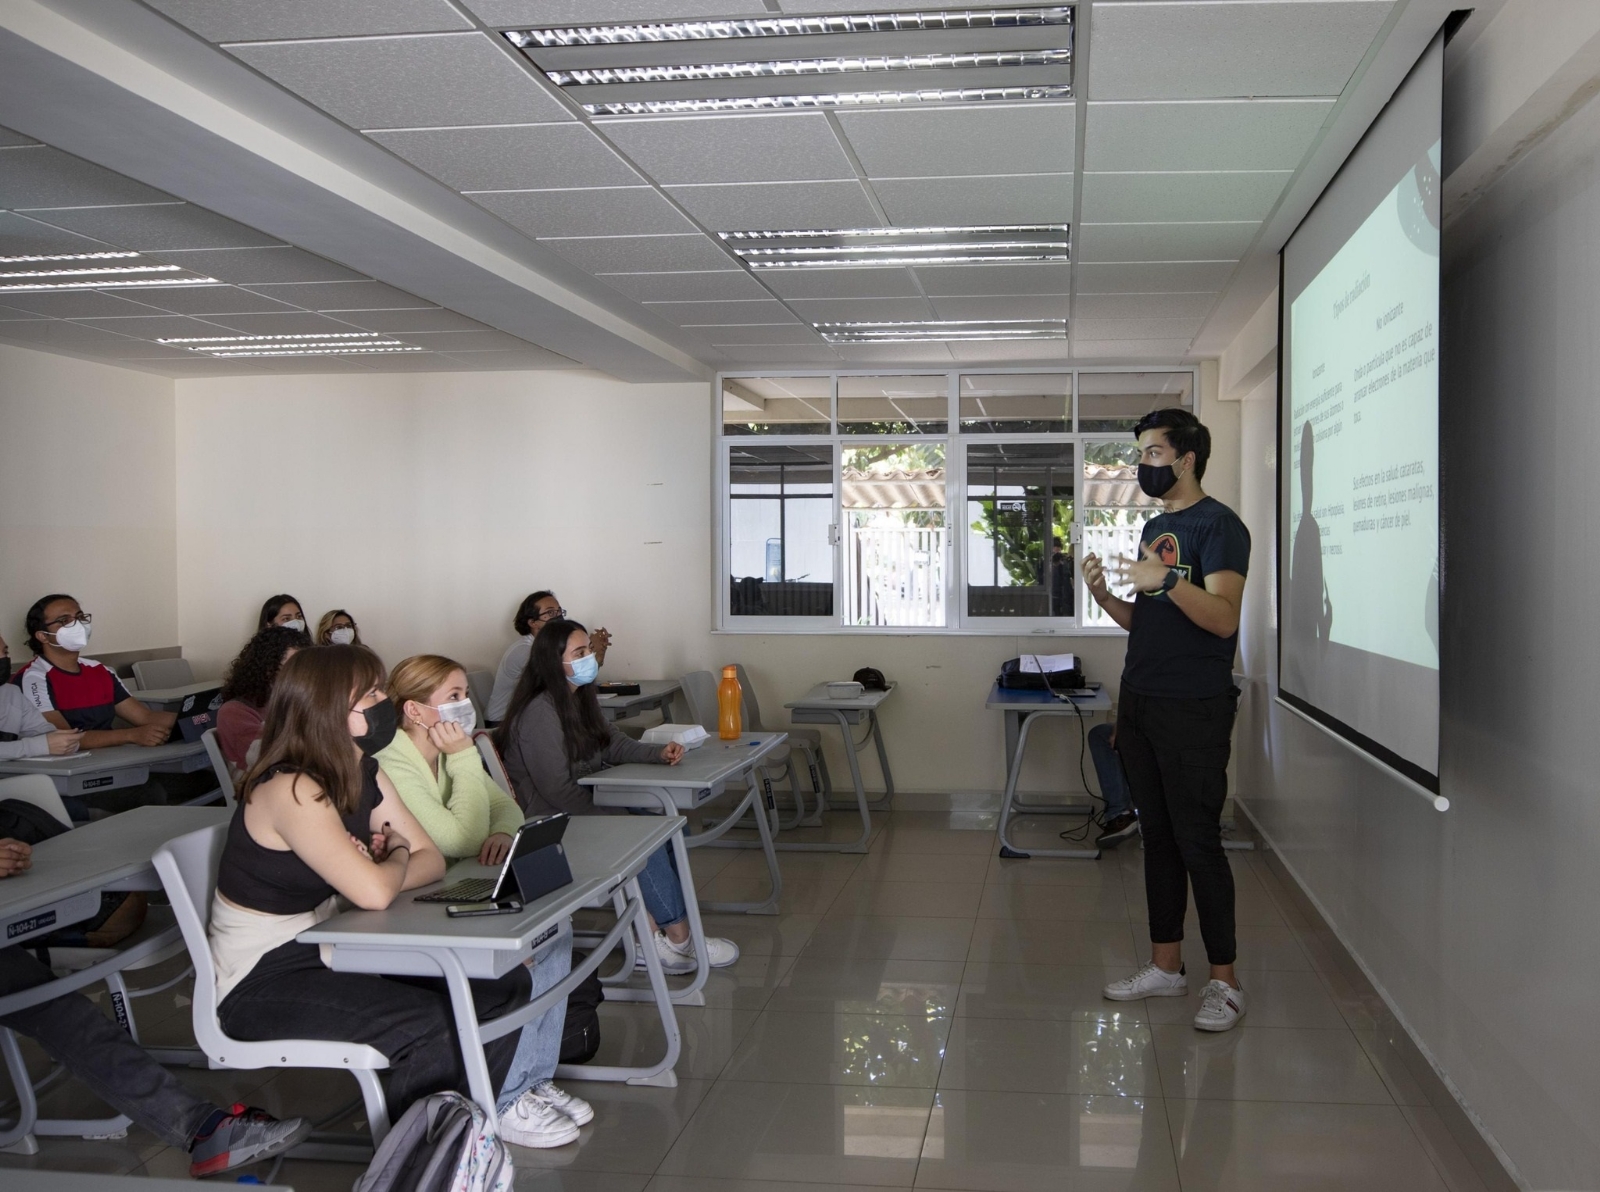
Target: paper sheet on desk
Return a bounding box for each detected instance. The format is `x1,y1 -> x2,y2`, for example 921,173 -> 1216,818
13,751 -> 92,761
1018,654 -> 1077,673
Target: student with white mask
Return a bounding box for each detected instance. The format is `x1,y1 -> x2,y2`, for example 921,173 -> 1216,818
257,594 -> 306,634
376,655 -> 523,866
316,610 -> 361,647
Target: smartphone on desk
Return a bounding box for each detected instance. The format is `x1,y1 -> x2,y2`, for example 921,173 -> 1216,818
446,899 -> 522,918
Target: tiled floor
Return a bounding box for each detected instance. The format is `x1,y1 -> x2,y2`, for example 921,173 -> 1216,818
0,807 -> 1496,1191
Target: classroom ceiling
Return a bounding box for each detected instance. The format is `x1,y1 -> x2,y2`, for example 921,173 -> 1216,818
0,0 -> 1467,379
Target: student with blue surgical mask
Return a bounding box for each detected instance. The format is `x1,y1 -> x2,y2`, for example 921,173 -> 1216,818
493,620 -> 740,975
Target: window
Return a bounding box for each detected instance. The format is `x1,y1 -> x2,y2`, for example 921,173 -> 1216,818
717,367 -> 1198,633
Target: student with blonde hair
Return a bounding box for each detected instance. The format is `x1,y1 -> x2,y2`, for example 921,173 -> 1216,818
316,609 -> 362,648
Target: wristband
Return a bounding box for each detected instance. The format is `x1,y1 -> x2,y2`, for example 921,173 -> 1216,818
1160,568 -> 1181,593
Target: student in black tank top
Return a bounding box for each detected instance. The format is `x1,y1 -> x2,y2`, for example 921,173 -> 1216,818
210,645 -> 591,1149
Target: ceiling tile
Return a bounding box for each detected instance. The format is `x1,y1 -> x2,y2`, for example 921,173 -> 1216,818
667,181 -> 881,232
704,324 -> 826,346
833,343 -> 956,364
228,33 -> 572,130
1074,291 -> 1217,319
0,290 -> 170,317
600,114 -> 855,185
0,321 -> 146,351
1080,172 -> 1289,222
715,344 -> 841,363
1084,99 -> 1333,172
643,298 -> 798,326
0,146 -> 176,208
333,307 -> 496,333
542,234 -> 735,274
1077,221 -> 1257,262
928,295 -> 1069,320
145,0 -> 473,41
1072,338 -> 1195,360
371,125 -> 641,191
1073,317 -> 1203,341
947,340 -> 1074,363
787,296 -> 937,322
142,246 -> 369,284
0,305 -> 47,321
837,105 -> 1075,179
1075,261 -> 1237,293
388,329 -> 536,352
242,280 -> 439,310
598,271 -> 770,302
132,286 -> 303,315
914,263 -> 1072,296
463,0 -> 767,20
70,315 -> 237,340
0,211 -> 114,255
472,188 -> 696,237
759,268 -> 921,300
433,347 -> 579,369
872,175 -> 1073,226
24,204 -> 285,250
1090,1 -> 1393,100
0,126 -> 38,147
194,311 -> 379,336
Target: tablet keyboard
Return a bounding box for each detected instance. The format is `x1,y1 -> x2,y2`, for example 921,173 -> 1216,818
414,877 -> 498,904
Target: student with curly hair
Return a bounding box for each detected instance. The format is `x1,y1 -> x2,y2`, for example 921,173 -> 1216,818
216,625 -> 312,777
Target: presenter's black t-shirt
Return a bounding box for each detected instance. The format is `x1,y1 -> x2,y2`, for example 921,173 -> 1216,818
1121,496 -> 1251,700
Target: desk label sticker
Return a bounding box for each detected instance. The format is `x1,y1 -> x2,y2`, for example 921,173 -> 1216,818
8,910 -> 56,939
83,775 -> 115,789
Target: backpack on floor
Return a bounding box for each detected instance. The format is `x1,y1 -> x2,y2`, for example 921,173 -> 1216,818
559,951 -> 605,1065
354,1091 -> 512,1192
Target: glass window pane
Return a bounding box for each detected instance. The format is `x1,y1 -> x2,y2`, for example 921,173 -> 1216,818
843,442 -> 946,627
1080,440 -> 1163,628
728,443 -> 834,617
959,373 -> 1072,433
1077,371 -> 1193,434
965,443 -> 1075,618
838,375 -> 948,435
723,376 -> 831,435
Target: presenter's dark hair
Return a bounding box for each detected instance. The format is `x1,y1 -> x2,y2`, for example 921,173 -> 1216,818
1133,408 -> 1211,481
513,591 -> 556,636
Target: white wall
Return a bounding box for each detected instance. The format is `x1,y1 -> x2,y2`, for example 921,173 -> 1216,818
174,367 -> 1240,796
0,343 -> 177,657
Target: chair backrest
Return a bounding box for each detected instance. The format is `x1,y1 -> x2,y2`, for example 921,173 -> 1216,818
733,663 -> 766,731
0,772 -> 71,827
200,728 -> 237,809
678,670 -> 720,733
474,732 -> 514,799
152,824 -> 231,1057
121,671 -> 139,691
464,669 -> 494,726
133,658 -> 194,689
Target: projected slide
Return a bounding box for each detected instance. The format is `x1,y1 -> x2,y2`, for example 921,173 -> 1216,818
1279,32 -> 1441,787
1288,140 -> 1440,671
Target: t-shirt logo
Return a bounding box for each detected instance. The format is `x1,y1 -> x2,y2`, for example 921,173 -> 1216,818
1144,531 -> 1193,597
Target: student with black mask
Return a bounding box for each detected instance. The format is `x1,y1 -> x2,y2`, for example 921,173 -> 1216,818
1082,408 -> 1252,1032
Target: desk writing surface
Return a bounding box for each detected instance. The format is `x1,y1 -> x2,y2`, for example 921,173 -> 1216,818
0,805 -> 229,922
595,679 -> 680,713
301,815 -> 681,951
985,683 -> 1113,712
0,740 -> 205,777
133,680 -> 220,703
579,732 -> 786,791
785,682 -> 896,711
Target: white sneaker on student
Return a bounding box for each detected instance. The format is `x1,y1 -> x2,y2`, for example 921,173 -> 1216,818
637,930 -> 742,974
1103,961 -> 1188,1001
531,1080 -> 593,1127
1193,979 -> 1247,1031
497,1089 -> 580,1149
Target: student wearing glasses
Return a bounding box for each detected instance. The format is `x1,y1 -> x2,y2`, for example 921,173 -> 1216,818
257,595 -> 306,634
211,645 -> 590,1148
316,609 -> 362,647
486,591 -> 612,725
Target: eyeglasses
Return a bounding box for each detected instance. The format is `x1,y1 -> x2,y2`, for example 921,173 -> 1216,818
43,612 -> 91,630
536,607 -> 568,621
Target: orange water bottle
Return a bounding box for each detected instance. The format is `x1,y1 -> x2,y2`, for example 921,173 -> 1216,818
718,665 -> 743,740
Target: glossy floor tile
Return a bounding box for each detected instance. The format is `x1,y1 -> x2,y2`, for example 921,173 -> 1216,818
830,880 -> 987,920
958,962 -> 1147,1023
592,1003 -> 758,1082
966,916 -> 1141,967
857,851 -> 992,885
939,1015 -> 1160,1098
1149,1025 -> 1393,1104
722,1010 -> 952,1088
511,1078 -> 714,1175
765,956 -> 965,1017
978,882 -> 1130,922
802,914 -> 974,962
1141,968 -> 1346,1030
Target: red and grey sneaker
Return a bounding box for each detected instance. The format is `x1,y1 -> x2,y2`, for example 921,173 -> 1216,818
1193,979 -> 1248,1031
189,1103 -> 312,1177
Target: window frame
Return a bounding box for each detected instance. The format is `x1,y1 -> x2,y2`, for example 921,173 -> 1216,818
714,365 -> 1200,636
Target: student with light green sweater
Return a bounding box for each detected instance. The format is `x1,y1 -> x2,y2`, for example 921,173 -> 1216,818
377,654 -> 524,865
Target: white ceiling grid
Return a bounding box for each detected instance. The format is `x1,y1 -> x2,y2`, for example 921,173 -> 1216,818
15,0 -> 1399,372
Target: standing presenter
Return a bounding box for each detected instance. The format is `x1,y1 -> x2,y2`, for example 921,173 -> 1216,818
1083,408 -> 1252,1032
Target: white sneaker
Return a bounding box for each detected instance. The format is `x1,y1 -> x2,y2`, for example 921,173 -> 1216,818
1193,979 -> 1247,1031
637,930 -> 741,974
497,1089 -> 579,1149
1103,961 -> 1188,1001
531,1080 -> 593,1127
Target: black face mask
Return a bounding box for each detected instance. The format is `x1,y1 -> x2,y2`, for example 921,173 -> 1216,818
352,697 -> 398,757
1137,462 -> 1180,499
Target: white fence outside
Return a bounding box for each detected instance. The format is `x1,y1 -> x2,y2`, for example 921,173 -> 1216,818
1080,516 -> 1160,627
848,524 -> 946,627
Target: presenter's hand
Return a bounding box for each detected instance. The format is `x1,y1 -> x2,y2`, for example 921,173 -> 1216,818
479,833 -> 513,867
428,720 -> 474,755
1082,553 -> 1112,602
1115,544 -> 1172,593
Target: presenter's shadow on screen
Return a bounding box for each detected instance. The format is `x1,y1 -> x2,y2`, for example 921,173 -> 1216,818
1288,420 -> 1334,696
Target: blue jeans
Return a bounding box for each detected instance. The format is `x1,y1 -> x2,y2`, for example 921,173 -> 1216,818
1089,723 -> 1133,819
495,923 -> 573,1114
637,845 -> 686,930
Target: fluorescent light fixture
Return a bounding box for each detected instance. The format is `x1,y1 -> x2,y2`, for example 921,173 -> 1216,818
722,224 -> 1069,269
0,276 -> 221,293
580,84 -> 1069,116
157,333 -> 394,345
548,48 -> 1068,85
816,319 -> 1066,342
156,332 -> 417,358
205,346 -> 426,358
506,7 -> 1071,47
0,264 -> 183,280
0,251 -> 142,264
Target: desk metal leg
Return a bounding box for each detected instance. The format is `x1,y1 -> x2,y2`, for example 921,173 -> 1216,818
997,711 -> 1100,861
602,795 -> 714,1005
693,777 -> 783,915
769,710 -> 872,853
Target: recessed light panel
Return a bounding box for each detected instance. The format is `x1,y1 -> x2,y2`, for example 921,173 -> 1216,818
722,224 -> 1069,268
156,332 -> 423,358
0,249 -> 219,293
816,319 -> 1066,342
506,6 -> 1072,115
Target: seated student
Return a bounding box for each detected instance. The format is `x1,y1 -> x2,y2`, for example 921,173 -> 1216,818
0,632 -> 83,759
316,609 -> 362,647
494,619 -> 737,975
211,645 -> 589,1147
256,595 -> 305,634
378,654 -> 523,864
216,626 -> 312,779
0,838 -> 310,1176
486,592 -> 611,725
